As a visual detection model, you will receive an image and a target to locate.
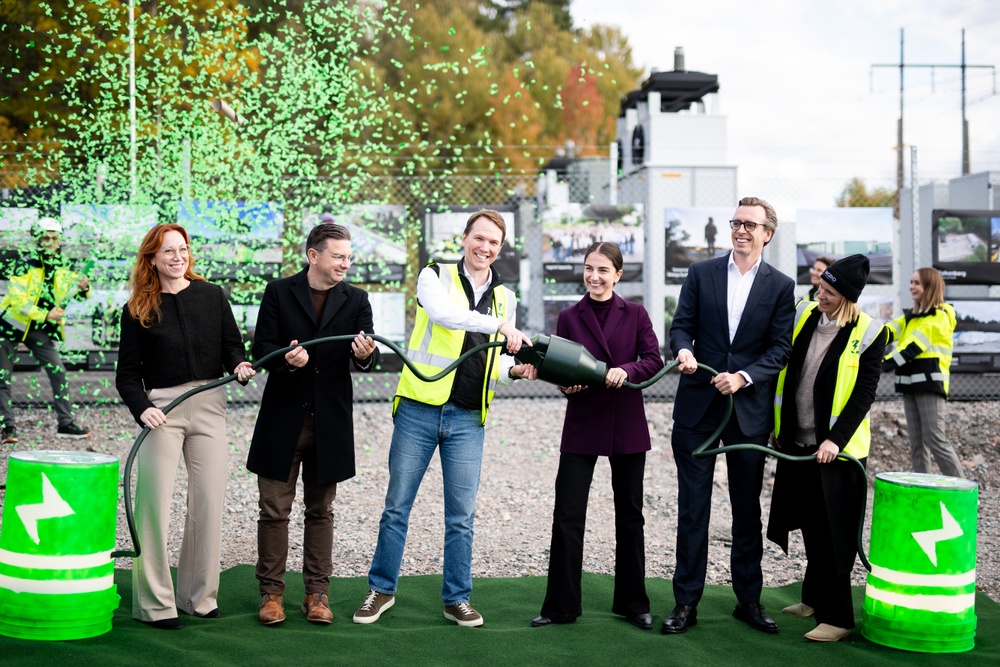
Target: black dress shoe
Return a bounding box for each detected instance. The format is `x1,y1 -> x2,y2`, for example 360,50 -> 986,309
531,615 -> 573,627
141,617 -> 183,630
660,604 -> 697,634
733,603 -> 778,634
628,612 -> 653,630
195,608 -> 220,618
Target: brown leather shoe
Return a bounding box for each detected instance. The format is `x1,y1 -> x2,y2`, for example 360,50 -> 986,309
258,594 -> 285,625
302,592 -> 333,624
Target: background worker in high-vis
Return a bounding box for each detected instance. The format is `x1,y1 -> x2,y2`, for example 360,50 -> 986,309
767,254 -> 888,643
354,209 -> 536,628
0,217 -> 91,442
882,267 -> 964,479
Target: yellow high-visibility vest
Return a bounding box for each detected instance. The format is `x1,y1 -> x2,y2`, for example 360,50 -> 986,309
1,263 -> 85,341
774,301 -> 883,458
884,303 -> 955,396
394,263 -> 513,424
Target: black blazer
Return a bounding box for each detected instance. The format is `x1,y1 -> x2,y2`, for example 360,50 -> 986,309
247,269 -> 378,485
116,280 -> 247,425
669,253 -> 795,437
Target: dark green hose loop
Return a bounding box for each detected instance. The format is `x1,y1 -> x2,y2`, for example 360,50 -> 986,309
112,334 -> 506,558
625,360 -> 871,572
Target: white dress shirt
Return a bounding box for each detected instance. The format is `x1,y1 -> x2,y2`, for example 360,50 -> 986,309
416,262 -> 516,383
727,253 -> 762,386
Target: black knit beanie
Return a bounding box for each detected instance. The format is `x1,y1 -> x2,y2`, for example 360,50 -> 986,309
821,254 -> 870,303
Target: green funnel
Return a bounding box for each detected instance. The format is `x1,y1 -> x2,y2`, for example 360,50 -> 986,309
514,334 -> 608,387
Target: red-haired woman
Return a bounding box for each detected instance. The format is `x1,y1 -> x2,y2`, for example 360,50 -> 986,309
116,223 -> 254,629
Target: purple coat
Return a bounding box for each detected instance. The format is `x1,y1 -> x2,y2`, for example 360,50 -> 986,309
556,293 -> 663,456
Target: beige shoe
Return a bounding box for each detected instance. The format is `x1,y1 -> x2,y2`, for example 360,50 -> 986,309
782,603 -> 815,617
804,623 -> 851,642
258,594 -> 285,625
302,592 -> 333,624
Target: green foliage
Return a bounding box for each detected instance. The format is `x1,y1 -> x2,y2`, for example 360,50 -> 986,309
835,177 -> 895,208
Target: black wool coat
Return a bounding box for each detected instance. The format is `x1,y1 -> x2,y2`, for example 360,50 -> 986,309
247,269 -> 378,485
767,310 -> 887,573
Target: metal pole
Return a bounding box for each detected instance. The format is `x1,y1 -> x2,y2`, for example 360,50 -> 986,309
961,28 -> 970,175
129,0 -> 137,202
181,139 -> 191,201
911,146 -> 919,267
608,142 -> 618,205
896,28 -> 904,220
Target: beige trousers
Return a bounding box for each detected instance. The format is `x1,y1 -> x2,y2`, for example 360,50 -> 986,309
132,380 -> 228,621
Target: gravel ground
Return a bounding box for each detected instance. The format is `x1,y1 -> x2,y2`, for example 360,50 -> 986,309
1,397 -> 998,606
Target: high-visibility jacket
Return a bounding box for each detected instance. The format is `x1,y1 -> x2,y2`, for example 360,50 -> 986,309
394,262 -> 514,424
774,301 -> 883,458
883,303 -> 955,398
1,260 -> 87,342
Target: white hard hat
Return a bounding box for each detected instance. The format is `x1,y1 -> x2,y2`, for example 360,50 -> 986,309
36,217 -> 63,234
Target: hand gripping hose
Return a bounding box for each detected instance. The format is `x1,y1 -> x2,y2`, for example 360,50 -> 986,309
111,334 -> 506,558
623,360 -> 872,572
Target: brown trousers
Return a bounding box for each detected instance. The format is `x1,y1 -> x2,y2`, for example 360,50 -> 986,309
256,414 -> 338,596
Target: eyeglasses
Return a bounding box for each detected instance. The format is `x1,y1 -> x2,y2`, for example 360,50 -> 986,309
729,219 -> 760,232
159,245 -> 189,258
323,251 -> 357,264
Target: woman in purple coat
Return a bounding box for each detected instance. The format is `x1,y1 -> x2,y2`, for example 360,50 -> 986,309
531,242 -> 663,630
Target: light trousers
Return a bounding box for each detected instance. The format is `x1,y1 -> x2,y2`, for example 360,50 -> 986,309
132,380 -> 228,621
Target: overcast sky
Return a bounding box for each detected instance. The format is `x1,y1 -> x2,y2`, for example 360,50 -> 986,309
571,0 -> 1000,212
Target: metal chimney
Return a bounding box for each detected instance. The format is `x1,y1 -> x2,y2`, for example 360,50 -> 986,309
674,47 -> 685,72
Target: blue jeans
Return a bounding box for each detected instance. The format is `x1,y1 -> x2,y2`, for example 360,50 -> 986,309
368,398 -> 485,605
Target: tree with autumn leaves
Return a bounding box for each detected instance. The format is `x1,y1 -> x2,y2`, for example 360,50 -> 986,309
0,0 -> 644,199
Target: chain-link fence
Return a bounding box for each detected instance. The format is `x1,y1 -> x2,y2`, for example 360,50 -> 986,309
2,156 -> 999,404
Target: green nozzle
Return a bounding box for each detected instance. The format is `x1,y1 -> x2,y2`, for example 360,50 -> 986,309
514,334 -> 608,387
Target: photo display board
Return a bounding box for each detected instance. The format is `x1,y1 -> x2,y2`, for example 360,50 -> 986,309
304,205 -> 407,284
795,208 -> 893,285
422,207 -> 520,284
663,207 -> 732,284
933,209 -> 1000,285
542,203 -> 643,283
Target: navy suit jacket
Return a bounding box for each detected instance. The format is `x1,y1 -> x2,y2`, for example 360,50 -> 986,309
556,293 -> 663,456
669,253 -> 795,437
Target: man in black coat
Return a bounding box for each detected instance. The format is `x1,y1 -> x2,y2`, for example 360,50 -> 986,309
663,196 -> 795,636
247,223 -> 379,626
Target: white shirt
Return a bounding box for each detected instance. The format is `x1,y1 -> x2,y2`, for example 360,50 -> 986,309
416,262 -> 516,383
727,253 -> 761,343
728,253 -> 762,386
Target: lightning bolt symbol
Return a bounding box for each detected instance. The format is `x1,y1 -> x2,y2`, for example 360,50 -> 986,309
15,473 -> 75,545
911,501 -> 963,567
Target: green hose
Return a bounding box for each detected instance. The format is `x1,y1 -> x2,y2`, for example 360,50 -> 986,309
112,334 -> 506,558
113,341 -> 872,574
624,360 -> 872,572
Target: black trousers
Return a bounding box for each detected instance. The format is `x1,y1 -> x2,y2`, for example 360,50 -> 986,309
671,415 -> 767,608
794,453 -> 856,629
540,452 -> 648,622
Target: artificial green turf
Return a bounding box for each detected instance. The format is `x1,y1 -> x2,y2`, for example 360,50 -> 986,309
0,566 -> 996,666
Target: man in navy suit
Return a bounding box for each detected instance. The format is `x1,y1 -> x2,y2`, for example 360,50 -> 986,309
662,196 -> 795,635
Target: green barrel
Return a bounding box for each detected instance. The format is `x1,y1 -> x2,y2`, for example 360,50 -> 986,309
862,472 -> 978,653
0,451 -> 120,641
